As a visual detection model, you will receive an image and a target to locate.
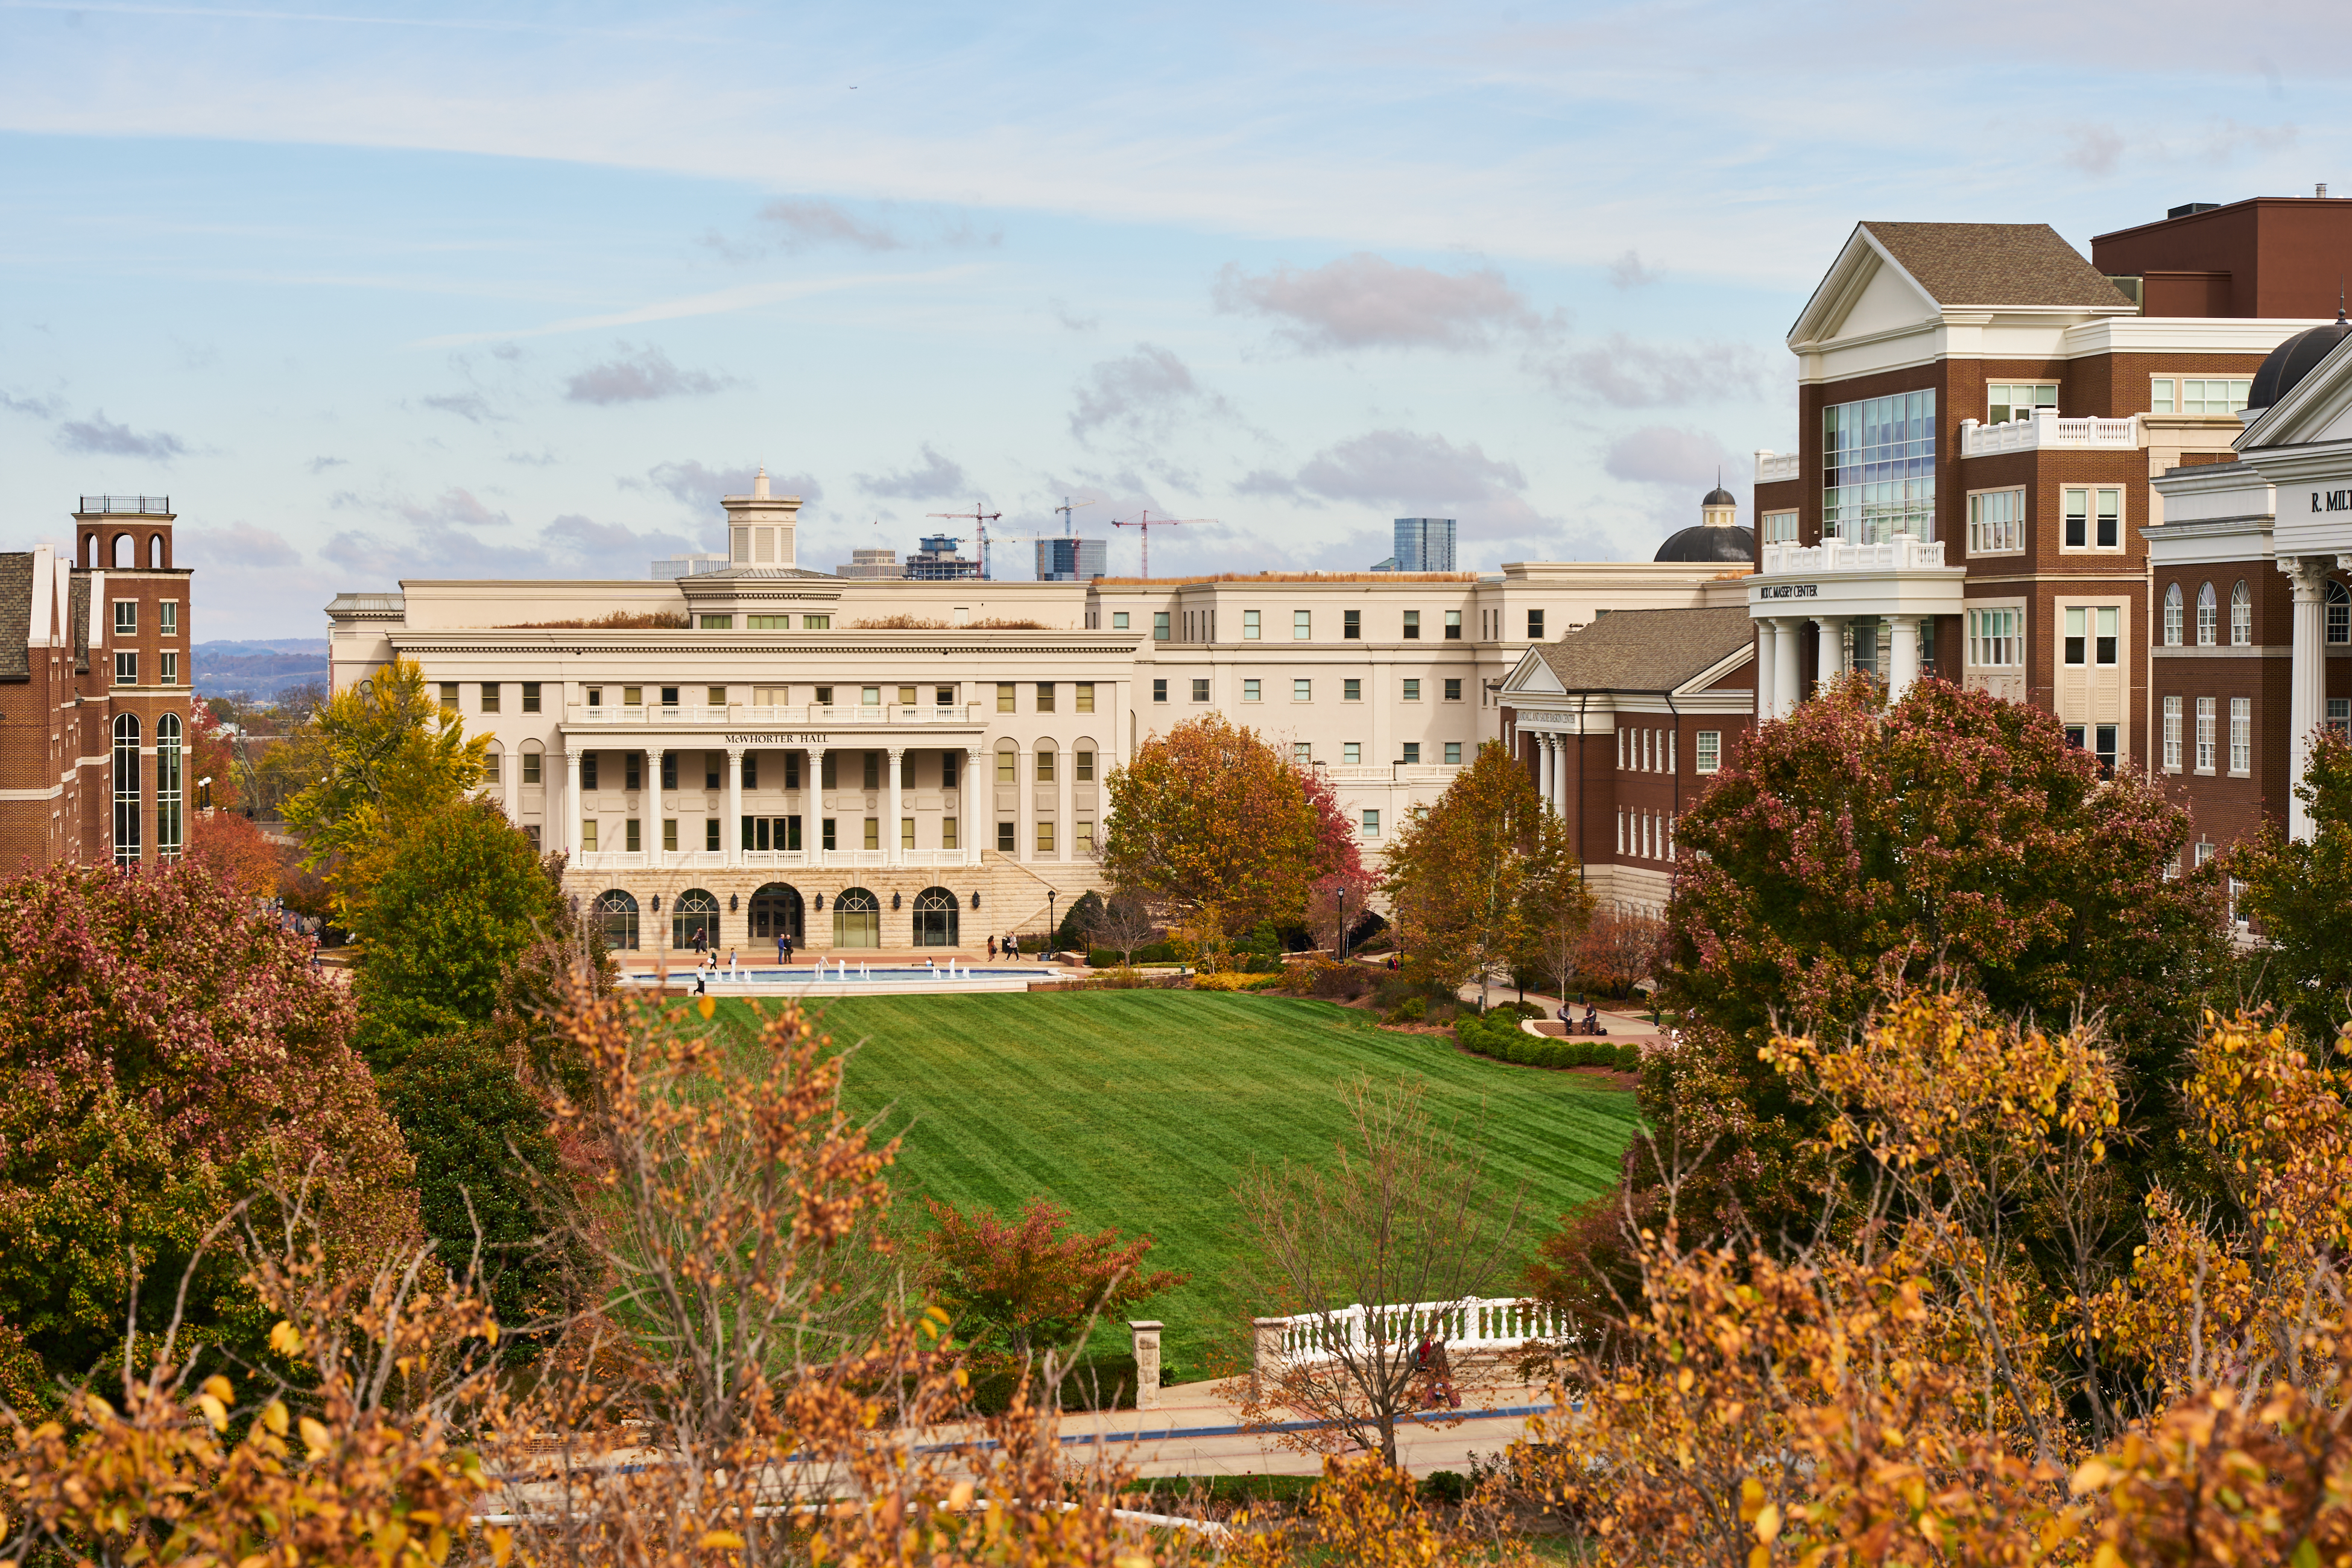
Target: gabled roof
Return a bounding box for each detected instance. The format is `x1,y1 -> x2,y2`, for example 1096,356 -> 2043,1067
1790,221 -> 2133,344
1516,606 -> 1755,695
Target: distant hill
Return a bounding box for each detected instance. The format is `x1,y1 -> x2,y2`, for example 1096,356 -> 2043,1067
193,639 -> 329,700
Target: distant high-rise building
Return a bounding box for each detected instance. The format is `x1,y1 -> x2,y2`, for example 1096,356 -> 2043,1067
650,552 -> 729,580
1035,537 -> 1108,581
835,548 -> 904,580
906,534 -> 982,581
1392,518 -> 1457,572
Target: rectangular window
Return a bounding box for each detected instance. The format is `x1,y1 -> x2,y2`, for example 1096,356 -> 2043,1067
2196,697 -> 2218,773
1402,742 -> 1421,764
1153,612 -> 1170,642
661,750 -> 679,790
1696,731 -> 1721,774
159,601 -> 177,635
113,600 -> 136,636
942,817 -> 959,849
1344,678 -> 1362,701
2096,606 -> 2119,665
586,687 -> 602,709
2163,697 -> 2184,771
1444,741 -> 1462,765
522,751 -> 542,785
1075,819 -> 1093,853
1075,747 -> 1094,782
859,751 -> 878,789
1402,678 -> 1421,701
437,682 -> 460,711
820,753 -> 835,788
1076,682 -> 1095,712
744,615 -> 788,629
2170,377 -> 2252,416
744,753 -> 760,789
902,817 -> 915,850
1037,748 -> 1055,782
996,821 -> 1015,852
895,685 -> 915,707
114,650 -> 135,685
801,615 -> 830,630
2332,697 -> 2352,738
1361,809 -> 1380,836
996,750 -> 1015,784
1443,678 -> 1462,701
1526,610 -> 1545,639
2064,607 -> 2087,666
1243,609 -> 1260,639
2063,487 -> 2124,551
484,752 -> 500,783
622,686 -> 643,708
935,686 -> 953,706
1294,678 -> 1312,702
1762,510 -> 1799,543
1345,609 -> 1363,639
1152,678 -> 1168,703
159,651 -> 177,686
1113,611 -> 1130,630
1036,682 -> 1056,712
1295,742 -> 1312,763
821,818 -> 837,850
938,752 -> 955,789
581,753 -> 600,789
1402,610 -> 1419,639
1343,741 -> 1361,764
857,686 -> 879,708
2151,377 -> 2173,414
581,821 -> 598,852
622,818 -> 640,852
706,818 -> 721,851
2230,697 -> 2251,775
624,753 -> 642,791
700,614 -> 735,629
814,686 -> 834,707
1242,678 -> 1261,702
1036,821 -> 1055,855
1967,489 -> 2025,555
1968,608 -> 2023,668
1445,610 -> 1462,640
1823,389 -> 1936,542
1987,382 -> 2057,423
1294,610 -> 1311,640
481,683 -> 501,713
861,817 -> 879,850
1192,678 -> 1210,702
522,682 -> 541,713
997,683 -> 1016,713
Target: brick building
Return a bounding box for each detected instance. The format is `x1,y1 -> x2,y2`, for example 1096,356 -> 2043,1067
0,498 -> 194,871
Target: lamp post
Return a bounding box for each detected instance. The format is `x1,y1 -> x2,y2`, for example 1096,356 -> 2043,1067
1335,882 -> 1350,963
1046,890 -> 1058,958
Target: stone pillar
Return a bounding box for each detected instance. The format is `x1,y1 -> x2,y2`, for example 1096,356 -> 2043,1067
1888,618 -> 1921,701
1552,733 -> 1570,818
886,746 -> 905,867
1017,746 -> 1033,862
1815,617 -> 1848,692
1128,1320 -> 1164,1412
564,750 -> 584,860
646,747 -> 663,868
805,747 -> 826,866
1250,1316 -> 1288,1393
1774,619 -> 1802,720
501,744 -> 519,824
966,748 -> 985,868
1754,619 -> 1777,719
725,747 -> 744,868
2285,556 -> 2331,841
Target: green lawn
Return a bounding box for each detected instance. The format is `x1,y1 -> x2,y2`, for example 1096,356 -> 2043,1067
715,990 -> 1640,1373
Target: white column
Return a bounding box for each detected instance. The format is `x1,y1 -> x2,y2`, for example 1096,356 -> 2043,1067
564,750 -> 584,861
886,746 -> 905,867
1055,742 -> 1072,862
1888,618 -> 1921,701
1547,734 -> 1568,818
2285,556 -> 2331,841
726,747 -> 744,867
646,747 -> 663,868
1017,746 -> 1033,861
501,744 -> 519,823
966,748 -> 985,868
1815,617 -> 1848,692
1532,731 -> 1551,810
1774,618 -> 1801,719
1754,620 -> 1777,719
805,747 -> 825,866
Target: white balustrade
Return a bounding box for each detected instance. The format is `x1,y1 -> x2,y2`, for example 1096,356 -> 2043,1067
1959,409 -> 2140,458
1260,1297 -> 1572,1368
1755,449 -> 1800,483
1758,534 -> 1947,576
566,703 -> 982,727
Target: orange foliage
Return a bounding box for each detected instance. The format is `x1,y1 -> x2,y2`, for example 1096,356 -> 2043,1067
184,810 -> 280,898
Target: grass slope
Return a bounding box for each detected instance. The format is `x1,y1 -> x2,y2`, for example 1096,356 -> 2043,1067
719,990 -> 1639,1372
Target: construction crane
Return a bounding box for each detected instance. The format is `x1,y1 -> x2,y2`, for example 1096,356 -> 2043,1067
1053,496 -> 1096,537
927,502 -> 1003,580
1109,511 -> 1212,578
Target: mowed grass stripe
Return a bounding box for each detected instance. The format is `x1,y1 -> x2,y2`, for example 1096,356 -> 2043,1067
716,991 -> 1640,1368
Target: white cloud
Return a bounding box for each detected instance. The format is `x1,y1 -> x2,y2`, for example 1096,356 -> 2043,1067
856,444 -> 969,501
1068,344 -> 1233,446
55,410 -> 187,459
2062,123 -> 2123,178
1532,334 -> 1772,407
1213,253 -> 1548,353
563,342 -> 738,405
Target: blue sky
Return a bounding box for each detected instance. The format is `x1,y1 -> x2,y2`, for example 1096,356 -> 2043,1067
0,0 -> 2336,638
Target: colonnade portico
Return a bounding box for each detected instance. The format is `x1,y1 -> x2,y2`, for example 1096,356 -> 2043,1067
1748,536 -> 1964,719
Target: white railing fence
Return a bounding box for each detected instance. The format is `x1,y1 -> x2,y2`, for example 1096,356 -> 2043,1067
1958,410 -> 2140,457
1759,533 -> 1947,576
1254,1297 -> 1571,1369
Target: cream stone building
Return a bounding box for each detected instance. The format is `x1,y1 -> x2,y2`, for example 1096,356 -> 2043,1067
326,473 -> 1747,955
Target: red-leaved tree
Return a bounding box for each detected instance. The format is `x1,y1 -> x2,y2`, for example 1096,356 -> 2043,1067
918,1197 -> 1187,1361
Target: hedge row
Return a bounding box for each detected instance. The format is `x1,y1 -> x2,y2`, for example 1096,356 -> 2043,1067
1455,1011 -> 1642,1072
1192,970 -> 1286,992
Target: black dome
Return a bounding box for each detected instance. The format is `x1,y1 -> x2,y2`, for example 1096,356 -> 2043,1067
1702,485 -> 1736,507
1655,523 -> 1756,564
2249,315 -> 2352,410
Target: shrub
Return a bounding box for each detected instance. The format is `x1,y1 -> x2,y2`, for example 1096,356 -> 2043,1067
966,1352 -> 1143,1414
1193,970 -> 1285,991
1311,964 -> 1376,1001
1089,940 -> 1184,968
1383,996 -> 1427,1025
1421,1469 -> 1469,1505
1451,1011 -> 1641,1073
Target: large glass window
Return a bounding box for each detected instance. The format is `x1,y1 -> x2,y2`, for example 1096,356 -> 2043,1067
1823,390 -> 1936,542
671,887 -> 719,949
598,890 -> 640,950
1987,383 -> 2056,424
2151,377 -> 2251,415
112,713 -> 140,865
2230,580 -> 2252,646
1967,609 -> 2023,668
1762,510 -> 1799,543
155,713 -> 182,860
912,886 -> 959,947
833,886 -> 881,949
1967,490 -> 2024,555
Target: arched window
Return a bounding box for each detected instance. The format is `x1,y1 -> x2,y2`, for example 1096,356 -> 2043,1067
2196,582 -> 2218,647
832,886 -> 880,949
912,886 -> 959,948
112,713 -> 141,865
148,534 -> 165,569
155,713 -> 183,860
2330,581 -> 2351,646
2230,580 -> 2252,646
2163,582 -> 2184,646
597,890 -> 639,950
1035,741 -> 1056,783
112,533 -> 134,568
749,882 -> 804,943
671,887 -> 719,950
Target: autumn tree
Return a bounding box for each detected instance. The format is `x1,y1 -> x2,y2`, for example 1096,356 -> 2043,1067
1080,889 -> 1157,968
277,659 -> 490,920
2230,728 -> 2352,1045
1381,740 -> 1589,1010
1098,713 -> 1333,939
183,809 -> 279,900
188,702 -> 241,814
918,1197 -> 1186,1361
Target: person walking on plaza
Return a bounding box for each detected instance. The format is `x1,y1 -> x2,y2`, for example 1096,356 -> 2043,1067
777,933 -> 791,966
987,935 -> 997,960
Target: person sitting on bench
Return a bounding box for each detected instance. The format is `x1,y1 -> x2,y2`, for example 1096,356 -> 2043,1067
1583,1002 -> 1607,1037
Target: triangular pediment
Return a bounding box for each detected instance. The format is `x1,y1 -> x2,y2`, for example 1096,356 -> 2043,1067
1788,227 -> 1939,348
1501,648 -> 1564,696
2242,331 -> 2352,450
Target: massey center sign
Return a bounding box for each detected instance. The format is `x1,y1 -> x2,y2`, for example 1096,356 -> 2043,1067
1756,583 -> 1819,599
